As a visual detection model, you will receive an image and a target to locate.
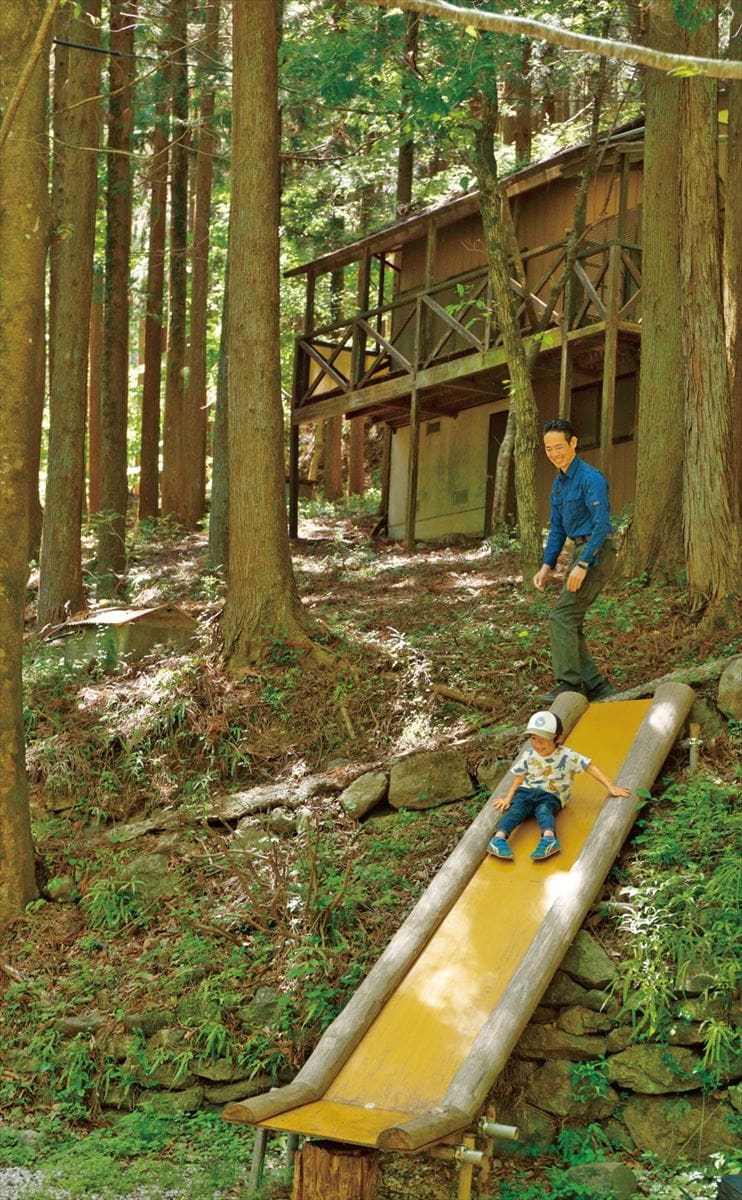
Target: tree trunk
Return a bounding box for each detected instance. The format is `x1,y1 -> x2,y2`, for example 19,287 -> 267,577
160,0 -> 190,522
679,13 -> 740,616
623,0 -> 684,579
208,225 -> 230,570
474,90 -> 541,576
138,80 -> 169,522
87,268 -> 104,515
395,9 -> 419,214
183,0 -> 220,528
491,408 -> 515,530
324,414 -> 344,500
222,0 -> 311,670
27,280 -> 45,562
724,0 -> 742,522
0,0 -> 48,925
292,1141 -> 379,1200
348,416 -> 365,495
97,0 -> 136,597
501,41 -> 532,163
38,1 -> 102,626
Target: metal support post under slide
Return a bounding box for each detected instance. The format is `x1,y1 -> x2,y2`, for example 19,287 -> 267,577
248,1127 -> 268,1197
285,1133 -> 300,1185
430,1117 -> 519,1200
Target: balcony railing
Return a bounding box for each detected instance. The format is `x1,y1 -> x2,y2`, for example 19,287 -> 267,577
293,237 -> 641,411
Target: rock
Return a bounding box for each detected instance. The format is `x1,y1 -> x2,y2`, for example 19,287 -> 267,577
542,971 -> 610,1013
606,1027 -> 633,1054
476,759 -> 512,792
120,852 -> 176,904
516,1025 -> 607,1061
95,1030 -> 139,1062
492,1102 -> 555,1153
558,1006 -> 613,1036
525,1059 -> 618,1120
727,1083 -> 742,1113
57,1013 -> 106,1035
564,1161 -> 639,1200
191,1058 -> 249,1083
265,810 -> 298,836
229,823 -> 277,856
123,1009 -> 171,1036
203,1074 -> 277,1104
43,875 -> 77,902
339,771 -> 389,820
606,1045 -> 703,1093
388,751 -> 473,811
622,1094 -> 739,1158
145,1084 -> 204,1114
688,697 -> 725,742
718,656 -> 742,719
560,931 -> 617,989
100,1082 -> 136,1110
245,985 -> 284,1026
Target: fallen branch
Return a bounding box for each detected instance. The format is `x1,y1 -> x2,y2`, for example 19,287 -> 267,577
609,656 -> 734,702
433,684 -> 497,712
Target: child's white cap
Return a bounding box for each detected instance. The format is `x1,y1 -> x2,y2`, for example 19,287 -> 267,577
526,710 -> 559,737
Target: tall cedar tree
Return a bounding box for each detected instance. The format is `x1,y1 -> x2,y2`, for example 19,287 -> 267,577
97,0 -> 136,596
624,0 -> 684,578
38,2 -> 102,626
0,1 -> 48,924
138,71 -> 169,520
222,0 -> 311,669
474,88 -> 541,577
725,0 -> 742,520
183,0 -> 220,528
160,0 -> 190,523
679,13 -> 740,616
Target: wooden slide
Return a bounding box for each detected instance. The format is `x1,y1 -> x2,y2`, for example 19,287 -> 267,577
224,683 -> 694,1155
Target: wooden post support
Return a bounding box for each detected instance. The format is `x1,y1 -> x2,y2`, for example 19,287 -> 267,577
558,273 -> 574,419
404,377 -> 420,548
292,1140 -> 379,1200
600,241 -> 621,481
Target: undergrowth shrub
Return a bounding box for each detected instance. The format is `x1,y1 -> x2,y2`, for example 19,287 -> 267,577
610,773 -> 741,1085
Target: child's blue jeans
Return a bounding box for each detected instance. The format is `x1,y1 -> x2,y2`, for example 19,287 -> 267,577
496,786 -> 561,838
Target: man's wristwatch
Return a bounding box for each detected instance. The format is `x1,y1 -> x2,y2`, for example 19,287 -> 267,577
577,561 -> 590,569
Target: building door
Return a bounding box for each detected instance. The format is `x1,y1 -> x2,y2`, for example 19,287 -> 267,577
483,410 -> 516,536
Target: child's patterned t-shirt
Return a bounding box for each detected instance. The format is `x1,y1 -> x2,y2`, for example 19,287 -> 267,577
510,744 -> 591,807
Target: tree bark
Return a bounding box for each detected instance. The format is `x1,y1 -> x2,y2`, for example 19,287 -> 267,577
679,13 -> 740,616
0,0 -> 48,925
38,1 -> 102,626
724,0 -> 742,522
138,77 -> 169,522
474,90 -> 541,576
97,0 -> 136,596
87,268 -> 104,515
183,0 -> 220,528
623,0 -> 684,578
208,223 -> 230,570
222,0 -> 311,670
395,9 -> 419,214
160,0 -> 190,522
292,1141 -> 379,1200
348,416 -> 366,495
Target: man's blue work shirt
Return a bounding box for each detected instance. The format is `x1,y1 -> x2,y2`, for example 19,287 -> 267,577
543,456 -> 613,569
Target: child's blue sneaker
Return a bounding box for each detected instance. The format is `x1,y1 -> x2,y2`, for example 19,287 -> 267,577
487,836 -> 514,860
531,836 -> 561,861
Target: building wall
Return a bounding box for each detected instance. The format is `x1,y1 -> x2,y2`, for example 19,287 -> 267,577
388,375 -> 637,541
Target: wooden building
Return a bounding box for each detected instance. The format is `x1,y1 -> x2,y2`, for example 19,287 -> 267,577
286,122 -> 647,542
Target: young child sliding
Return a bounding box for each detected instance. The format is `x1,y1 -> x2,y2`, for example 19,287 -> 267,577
487,710 -> 630,862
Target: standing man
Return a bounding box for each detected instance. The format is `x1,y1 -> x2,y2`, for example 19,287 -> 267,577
533,419 -> 617,703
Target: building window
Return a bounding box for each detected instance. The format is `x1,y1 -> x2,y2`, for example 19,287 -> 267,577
426,420 -> 441,435
571,374 -> 636,450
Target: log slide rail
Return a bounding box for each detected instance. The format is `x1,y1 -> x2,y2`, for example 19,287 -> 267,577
224,683 -> 694,1198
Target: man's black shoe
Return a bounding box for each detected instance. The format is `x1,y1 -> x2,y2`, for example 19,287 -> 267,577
585,681 -> 617,702
538,682 -> 586,704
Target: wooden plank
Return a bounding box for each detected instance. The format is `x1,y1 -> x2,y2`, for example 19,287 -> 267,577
405,382 -> 420,548
356,317 -> 413,373
573,260 -> 607,320
421,293 -> 483,349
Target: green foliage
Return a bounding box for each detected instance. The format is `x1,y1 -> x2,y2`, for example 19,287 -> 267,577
569,1058 -> 610,1101
82,875 -> 147,934
555,1122 -> 614,1165
609,774 -> 741,1084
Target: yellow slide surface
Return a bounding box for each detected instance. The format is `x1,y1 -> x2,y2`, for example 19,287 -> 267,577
228,691 -> 692,1150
